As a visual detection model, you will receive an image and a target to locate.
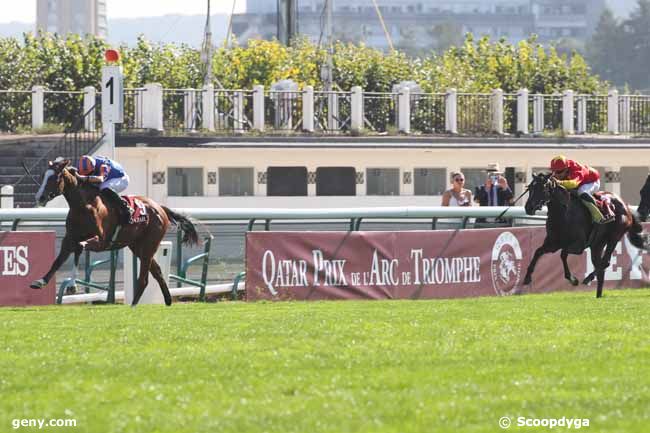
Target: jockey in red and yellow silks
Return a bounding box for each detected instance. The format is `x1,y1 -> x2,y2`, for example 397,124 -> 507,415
550,155 -> 614,224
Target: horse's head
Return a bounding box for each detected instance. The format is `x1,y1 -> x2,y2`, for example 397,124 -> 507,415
524,172 -> 552,215
638,174 -> 650,222
35,158 -> 73,207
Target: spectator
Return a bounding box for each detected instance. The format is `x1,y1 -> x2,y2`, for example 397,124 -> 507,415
474,163 -> 514,207
442,171 -> 473,206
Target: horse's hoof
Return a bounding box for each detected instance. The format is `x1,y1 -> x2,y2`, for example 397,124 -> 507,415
569,276 -> 579,286
65,285 -> 78,295
30,279 -> 46,289
523,276 -> 532,285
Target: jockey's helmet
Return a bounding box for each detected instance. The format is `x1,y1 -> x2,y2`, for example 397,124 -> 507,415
78,155 -> 96,175
550,155 -> 568,172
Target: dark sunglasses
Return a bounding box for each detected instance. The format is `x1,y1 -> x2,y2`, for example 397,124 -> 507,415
454,178 -> 465,182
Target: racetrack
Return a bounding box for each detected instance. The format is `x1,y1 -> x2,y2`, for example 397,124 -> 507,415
1,289 -> 649,433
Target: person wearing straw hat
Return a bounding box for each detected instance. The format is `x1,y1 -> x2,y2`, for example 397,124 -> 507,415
474,163 -> 513,207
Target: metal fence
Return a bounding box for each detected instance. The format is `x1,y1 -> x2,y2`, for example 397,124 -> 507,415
457,93 -> 492,134
214,89 -> 252,132
542,94 -> 563,131
121,88 -> 145,131
363,92 -> 398,133
163,89 -> 203,132
4,86 -> 650,137
410,93 -> 446,133
628,95 -> 650,135
314,91 -> 351,132
265,90 -> 303,132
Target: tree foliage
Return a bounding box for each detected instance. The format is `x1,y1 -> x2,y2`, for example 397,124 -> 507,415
586,0 -> 650,91
0,31 -> 609,131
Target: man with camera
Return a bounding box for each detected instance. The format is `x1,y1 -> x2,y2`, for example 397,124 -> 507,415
474,163 -> 514,207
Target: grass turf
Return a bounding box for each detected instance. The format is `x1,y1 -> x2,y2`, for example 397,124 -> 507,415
1,289 -> 649,433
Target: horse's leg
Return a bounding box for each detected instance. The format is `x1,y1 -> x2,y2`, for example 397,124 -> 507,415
584,242 -> 604,290
560,249 -> 579,286
149,258 -> 172,306
523,242 -> 557,285
594,240 -> 619,298
30,237 -> 75,289
66,246 -> 83,294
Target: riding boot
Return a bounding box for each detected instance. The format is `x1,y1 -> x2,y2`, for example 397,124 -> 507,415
101,188 -> 130,225
580,192 -> 606,224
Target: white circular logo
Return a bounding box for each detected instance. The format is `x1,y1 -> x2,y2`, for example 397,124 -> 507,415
491,232 -> 523,296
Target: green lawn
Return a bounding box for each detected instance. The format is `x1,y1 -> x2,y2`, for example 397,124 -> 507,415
1,290 -> 649,433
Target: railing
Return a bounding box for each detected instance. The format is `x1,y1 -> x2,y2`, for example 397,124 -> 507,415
3,86 -> 650,137
410,93 -> 445,133
542,94 -> 563,131
214,89 -> 252,132
314,90 -> 351,132
0,206 -> 549,230
122,88 -> 145,131
363,92 -> 398,133
457,93 -> 492,134
162,89 -> 203,131
627,95 -> 650,135
265,90 -> 303,132
0,90 -> 32,132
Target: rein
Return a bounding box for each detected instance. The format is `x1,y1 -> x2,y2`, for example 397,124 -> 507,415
496,186 -> 530,220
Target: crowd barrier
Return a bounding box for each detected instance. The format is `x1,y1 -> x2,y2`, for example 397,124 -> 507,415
246,225 -> 650,301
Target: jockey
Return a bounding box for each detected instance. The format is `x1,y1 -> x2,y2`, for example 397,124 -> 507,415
550,155 -> 614,224
76,155 -> 130,224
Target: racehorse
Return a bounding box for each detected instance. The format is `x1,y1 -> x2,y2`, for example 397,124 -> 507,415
28,158 -> 199,306
523,172 -> 646,298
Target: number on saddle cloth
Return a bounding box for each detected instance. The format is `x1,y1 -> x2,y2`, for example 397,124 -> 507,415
121,195 -> 148,225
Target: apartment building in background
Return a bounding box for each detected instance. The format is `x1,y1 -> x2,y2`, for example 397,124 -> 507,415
233,0 -> 606,51
36,0 -> 108,38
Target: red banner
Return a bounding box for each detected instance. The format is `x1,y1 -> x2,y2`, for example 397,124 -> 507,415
0,231 -> 55,306
245,226 -> 650,301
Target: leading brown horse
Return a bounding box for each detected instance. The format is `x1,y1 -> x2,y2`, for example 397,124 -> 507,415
29,158 -> 199,306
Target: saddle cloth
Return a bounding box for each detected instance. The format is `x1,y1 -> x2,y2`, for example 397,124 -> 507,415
121,195 -> 149,225
593,191 -> 616,214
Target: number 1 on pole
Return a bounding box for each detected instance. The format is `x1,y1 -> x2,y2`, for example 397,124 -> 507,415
101,66 -> 124,124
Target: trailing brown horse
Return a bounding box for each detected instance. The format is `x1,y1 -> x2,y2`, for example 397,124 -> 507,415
29,158 -> 199,306
523,172 -> 647,298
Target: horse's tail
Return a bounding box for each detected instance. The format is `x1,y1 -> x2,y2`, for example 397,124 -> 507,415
627,210 -> 647,250
162,206 -> 199,246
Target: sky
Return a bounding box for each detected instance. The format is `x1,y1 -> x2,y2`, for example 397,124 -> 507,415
0,0 -> 245,23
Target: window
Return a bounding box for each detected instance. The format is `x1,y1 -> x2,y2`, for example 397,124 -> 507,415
316,167 -> 356,196
414,168 -> 446,195
267,167 -> 308,196
367,168 -> 399,196
219,167 -> 254,196
168,167 -> 203,197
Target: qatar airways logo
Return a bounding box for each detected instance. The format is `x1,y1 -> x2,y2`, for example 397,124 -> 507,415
0,246 -> 29,277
